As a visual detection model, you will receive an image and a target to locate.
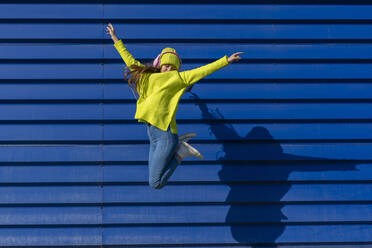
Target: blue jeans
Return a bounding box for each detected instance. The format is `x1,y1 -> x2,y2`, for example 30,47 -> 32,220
146,124 -> 180,189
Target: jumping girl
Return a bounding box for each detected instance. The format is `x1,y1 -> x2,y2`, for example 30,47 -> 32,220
106,23 -> 243,189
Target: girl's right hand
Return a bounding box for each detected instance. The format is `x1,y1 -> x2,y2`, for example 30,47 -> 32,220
106,23 -> 119,43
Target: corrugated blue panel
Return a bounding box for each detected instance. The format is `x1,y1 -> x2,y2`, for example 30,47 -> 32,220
104,123 -> 372,140
7,63 -> 372,81
0,4 -> 102,19
103,143 -> 372,161
104,44 -> 372,59
98,246 -> 372,248
0,165 -> 101,183
104,204 -> 372,223
103,225 -> 372,245
103,162 -> 371,182
0,146 -> 102,162
105,63 -> 372,79
108,24 -> 372,39
0,64 -> 102,79
0,24 -> 102,39
3,43 -> 372,60
0,206 -> 101,225
104,4 -> 372,20
0,104 -> 101,120
103,184 -> 372,203
178,103 -> 372,119
1,2 -> 371,247
0,124 -> 102,141
105,82 -> 372,100
96,245 -> 372,248
3,4 -> 372,20
183,83 -> 372,99
0,228 -> 101,246
0,44 -> 102,59
0,186 -> 101,204
104,103 -> 372,120
0,83 -> 102,100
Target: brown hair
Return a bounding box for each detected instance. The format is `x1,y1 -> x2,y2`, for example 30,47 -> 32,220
124,64 -> 160,97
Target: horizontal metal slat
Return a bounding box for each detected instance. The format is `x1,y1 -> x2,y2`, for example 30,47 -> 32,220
103,143 -> 372,161
104,183 -> 372,203
104,4 -> 372,20
104,102 -> 372,120
103,43 -> 372,60
105,82 -> 372,100
3,4 -> 372,21
0,124 -> 102,141
4,44 -> 372,60
0,186 -> 101,204
0,4 -> 102,19
0,227 -> 101,246
103,162 -> 371,183
103,204 -> 372,224
0,206 -> 101,225
104,123 -> 372,141
3,24 -> 372,40
103,224 -> 372,245
105,63 -> 372,79
0,146 -> 102,162
0,165 -> 101,183
0,104 -> 102,120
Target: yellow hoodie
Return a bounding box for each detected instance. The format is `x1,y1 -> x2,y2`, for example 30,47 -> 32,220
114,40 -> 229,134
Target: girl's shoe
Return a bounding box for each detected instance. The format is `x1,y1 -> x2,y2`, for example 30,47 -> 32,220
178,132 -> 197,143
176,141 -> 203,160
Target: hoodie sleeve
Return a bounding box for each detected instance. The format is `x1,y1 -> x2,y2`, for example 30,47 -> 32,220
179,56 -> 229,87
114,40 -> 144,70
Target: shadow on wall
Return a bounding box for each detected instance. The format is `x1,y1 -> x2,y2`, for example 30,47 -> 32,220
189,92 -> 359,247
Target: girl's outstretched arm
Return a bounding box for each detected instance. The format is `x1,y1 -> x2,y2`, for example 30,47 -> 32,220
106,23 -> 144,69
179,52 -> 244,87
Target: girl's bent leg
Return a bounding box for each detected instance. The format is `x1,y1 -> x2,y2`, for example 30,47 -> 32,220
147,125 -> 180,189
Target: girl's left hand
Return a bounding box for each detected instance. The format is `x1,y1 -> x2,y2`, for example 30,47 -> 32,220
227,52 -> 244,64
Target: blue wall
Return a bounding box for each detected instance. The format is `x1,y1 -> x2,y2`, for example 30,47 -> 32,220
0,1 -> 371,247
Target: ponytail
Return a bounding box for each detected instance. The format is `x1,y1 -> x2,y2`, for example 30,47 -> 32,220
124,64 -> 160,97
